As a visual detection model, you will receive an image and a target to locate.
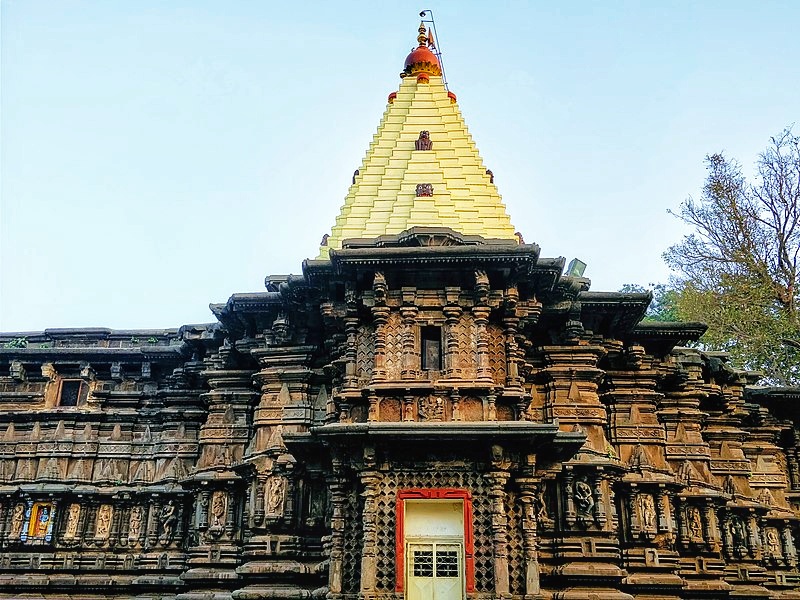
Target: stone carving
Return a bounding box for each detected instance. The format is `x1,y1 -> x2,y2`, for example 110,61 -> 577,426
638,493 -> 656,530
688,506 -> 703,540
415,130 -> 433,150
766,527 -> 782,558
574,477 -> 594,523
10,504 -> 25,539
731,517 -> 747,555
30,503 -> 53,537
266,475 -> 286,517
159,500 -> 178,545
128,505 -> 143,542
418,396 -> 444,421
415,183 -> 433,197
64,503 -> 81,540
208,490 -> 227,538
96,504 -> 113,539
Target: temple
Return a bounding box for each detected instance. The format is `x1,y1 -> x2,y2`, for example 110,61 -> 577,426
1,21 -> 799,600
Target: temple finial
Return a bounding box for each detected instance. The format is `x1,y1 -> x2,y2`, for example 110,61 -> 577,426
417,21 -> 428,46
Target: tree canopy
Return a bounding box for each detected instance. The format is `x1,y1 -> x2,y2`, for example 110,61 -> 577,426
664,127 -> 800,384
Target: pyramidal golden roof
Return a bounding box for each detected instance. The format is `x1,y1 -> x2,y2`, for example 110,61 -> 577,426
318,23 -> 518,258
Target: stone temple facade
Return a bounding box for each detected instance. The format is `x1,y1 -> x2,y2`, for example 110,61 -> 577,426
1,22 -> 800,600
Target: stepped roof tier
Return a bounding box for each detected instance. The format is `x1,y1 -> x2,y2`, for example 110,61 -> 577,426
319,23 -> 518,258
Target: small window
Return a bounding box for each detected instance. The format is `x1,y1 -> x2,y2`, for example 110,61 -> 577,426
421,326 -> 442,371
59,380 -> 87,407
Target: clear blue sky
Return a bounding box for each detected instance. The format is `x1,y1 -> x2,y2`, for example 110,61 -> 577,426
2,1 -> 798,331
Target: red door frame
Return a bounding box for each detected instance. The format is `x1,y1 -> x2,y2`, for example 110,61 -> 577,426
395,488 -> 475,593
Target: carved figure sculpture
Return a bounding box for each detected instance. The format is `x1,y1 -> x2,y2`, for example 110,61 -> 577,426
128,505 -> 143,542
211,491 -> 227,528
688,507 -> 703,540
767,527 -> 782,557
639,494 -> 656,530
159,501 -> 177,544
731,517 -> 746,552
415,183 -> 433,197
574,477 -> 594,523
10,504 -> 25,538
415,130 -> 433,150
64,503 -> 81,539
96,504 -> 113,539
33,505 -> 51,536
266,476 -> 286,516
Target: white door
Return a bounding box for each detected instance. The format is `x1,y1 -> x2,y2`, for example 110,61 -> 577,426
406,541 -> 463,600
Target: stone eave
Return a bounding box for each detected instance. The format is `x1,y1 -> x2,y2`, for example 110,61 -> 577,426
327,243 -> 540,273
578,291 -> 652,335
285,421 -> 585,461
626,321 -> 708,356
0,346 -> 185,362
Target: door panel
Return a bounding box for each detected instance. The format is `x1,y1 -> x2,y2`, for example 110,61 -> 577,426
407,542 -> 463,600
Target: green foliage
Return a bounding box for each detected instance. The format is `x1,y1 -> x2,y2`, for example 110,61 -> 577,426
619,283 -> 680,322
665,126 -> 800,384
2,337 -> 28,349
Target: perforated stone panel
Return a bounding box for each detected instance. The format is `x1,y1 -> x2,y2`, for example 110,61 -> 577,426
341,484 -> 363,594
373,469 -> 494,593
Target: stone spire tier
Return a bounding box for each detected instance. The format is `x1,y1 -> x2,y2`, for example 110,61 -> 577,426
318,24 -> 518,258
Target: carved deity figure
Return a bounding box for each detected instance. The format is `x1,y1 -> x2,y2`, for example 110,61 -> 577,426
266,476 -> 286,516
64,503 -> 81,539
95,504 -> 113,539
159,501 -> 177,544
10,504 -> 25,539
639,494 -> 656,530
414,130 -> 433,150
128,505 -> 143,542
731,517 -> 747,550
767,527 -> 782,557
415,183 -> 434,197
574,477 -> 594,521
32,504 -> 52,536
688,507 -> 703,540
418,396 -> 444,422
210,491 -> 227,528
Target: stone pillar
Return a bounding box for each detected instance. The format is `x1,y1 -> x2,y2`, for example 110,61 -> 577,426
359,467 -> 380,593
782,521 -> 797,567
592,473 -> 607,527
400,305 -> 418,380
517,469 -> 541,597
371,306 -> 390,382
473,306 -> 492,381
344,316 -> 360,389
704,503 -> 722,552
443,304 -> 462,378
488,469 -> 510,595
563,471 -> 576,528
328,465 -> 347,595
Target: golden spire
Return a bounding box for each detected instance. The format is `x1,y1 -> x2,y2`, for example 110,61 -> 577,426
417,21 -> 428,46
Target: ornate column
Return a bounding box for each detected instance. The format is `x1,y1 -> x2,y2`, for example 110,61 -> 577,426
488,469 -> 510,595
327,457 -> 347,595
371,306 -> 390,382
517,458 -> 541,596
443,303 -> 463,378
782,521 -> 797,567
563,471 -> 576,528
359,448 -> 380,594
473,306 -> 492,381
400,304 -> 418,380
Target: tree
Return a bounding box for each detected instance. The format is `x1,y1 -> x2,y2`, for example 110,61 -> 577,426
619,283 -> 680,322
664,127 -> 800,384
